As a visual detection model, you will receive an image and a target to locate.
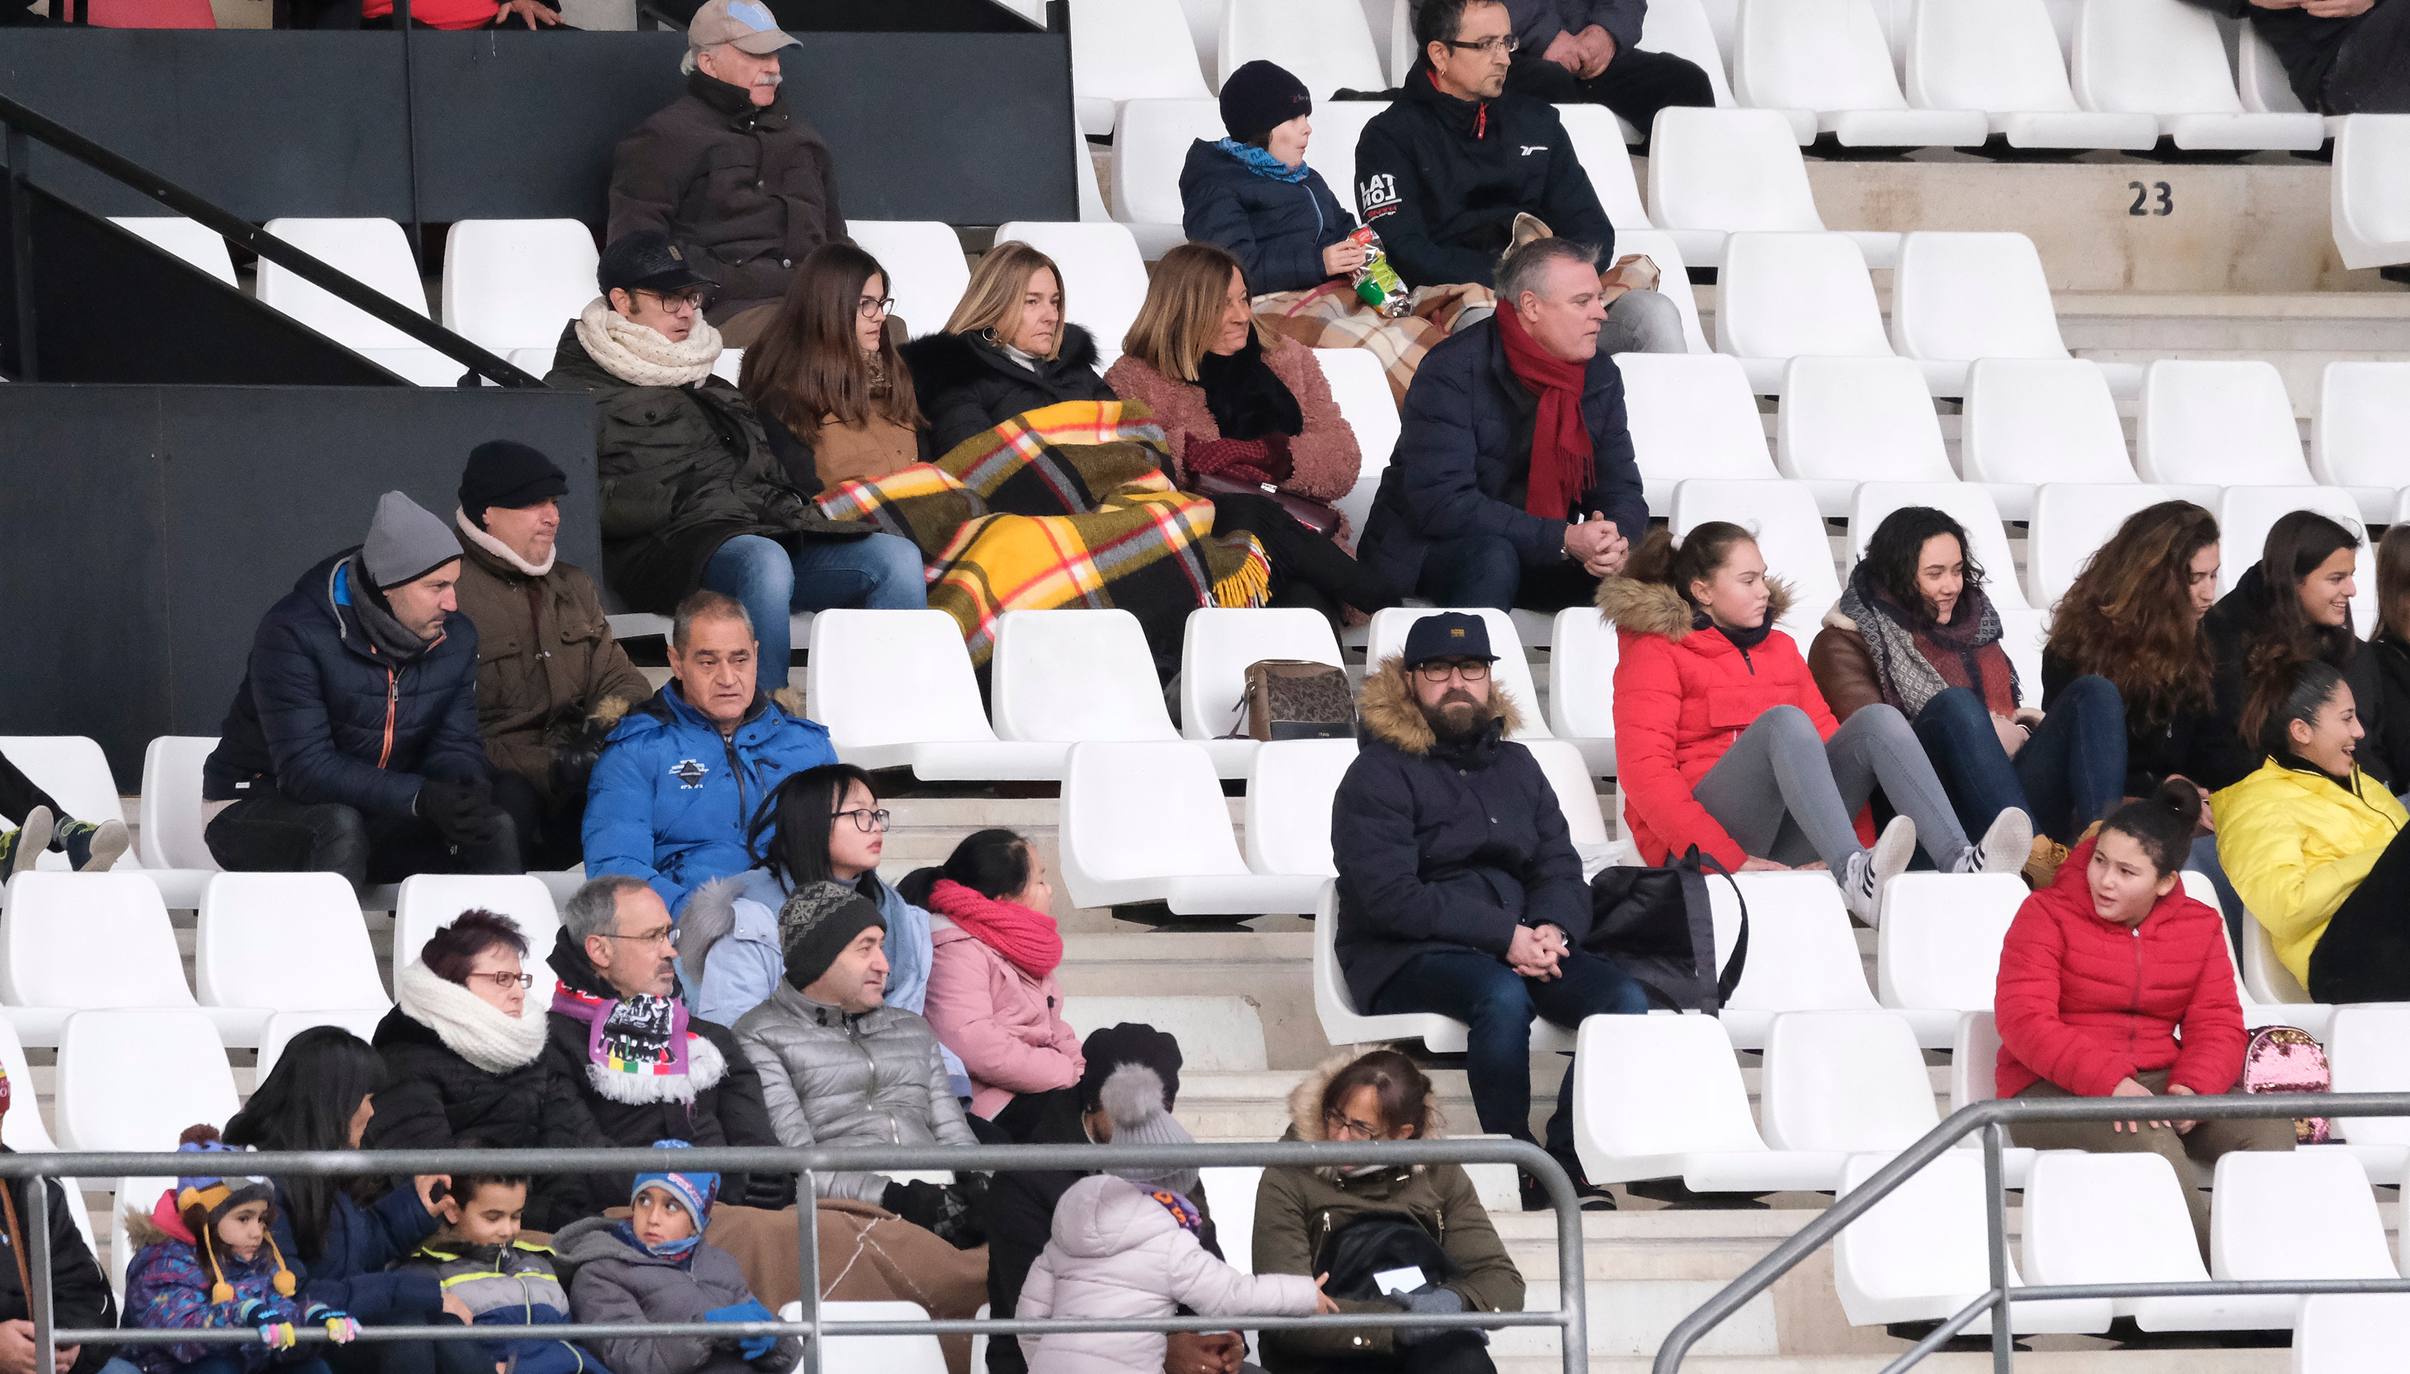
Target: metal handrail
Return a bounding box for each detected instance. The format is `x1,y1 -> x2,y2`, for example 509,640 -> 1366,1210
0,88 -> 539,387
1,1137 -> 1589,1374
1652,1088 -> 2410,1374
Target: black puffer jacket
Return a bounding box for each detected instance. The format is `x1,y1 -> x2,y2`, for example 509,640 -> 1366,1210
0,1158 -> 116,1374
547,321 -> 869,615
899,326 -> 1115,455
2196,563 -> 2389,793
203,551 -> 488,814
1179,138 -> 1357,296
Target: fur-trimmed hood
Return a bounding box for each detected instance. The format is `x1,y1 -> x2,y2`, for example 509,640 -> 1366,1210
898,324 -> 1101,396
1282,1053 -> 1443,1184
1594,574 -> 1796,643
1355,655 -> 1526,757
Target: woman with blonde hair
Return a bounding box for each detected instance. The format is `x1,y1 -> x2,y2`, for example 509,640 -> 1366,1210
900,241 -> 1115,452
739,243 -> 930,489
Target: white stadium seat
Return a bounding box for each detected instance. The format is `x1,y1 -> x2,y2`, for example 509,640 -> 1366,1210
2215,485 -> 2377,632
845,221 -> 971,341
0,872 -> 199,1045
1068,0 -> 1210,136
257,1008 -> 388,1080
1313,881 -> 1472,1051
1060,741 -> 1324,916
1719,233 -> 1895,397
196,873 -> 389,1045
0,736 -> 123,873
2299,1295 -> 2410,1372
806,611 -> 1064,782
809,1301 -> 949,1374
1572,1012 -> 1847,1193
1110,99 -> 1224,260
1760,1010 -> 1941,1157
1777,357 -> 1953,518
1876,874 -> 2026,1045
1669,478 -> 1840,640
1888,232 -> 2126,399
2137,359 -> 2314,490
111,1174 -> 172,1300
1947,1010 -> 1998,1114
2323,1005 -> 2410,1177
1547,605 -> 1618,778
0,1018 -> 48,1152
1365,608 -> 1548,738
1299,101 -> 1385,219
2236,20 -> 2311,120
989,222 -> 1149,369
2071,0 -> 2324,153
1554,105 -> 1651,229
1185,0 -> 1227,84
2240,911 -> 2312,1008
2209,1151 -> 2394,1330
1961,359 -> 2139,524
1313,348 -> 1398,545
1731,0 -> 1986,149
2332,115 -> 2410,272
1640,0 -> 1738,109
2021,1152 -> 2247,1331
1846,480 -> 2030,609
1835,1151 -> 2113,1333
1523,739 -> 1614,872
992,610 -> 1179,754
55,1009 -> 239,1152
2021,482 -> 2191,609
1242,739 -> 1357,879
439,219 -> 600,356
393,873 -> 563,1000
1904,0 -> 2158,151
1716,874 -> 1880,1048
110,217 -> 238,286
256,217 -> 431,353
1219,0 -> 1384,100
1616,353 -> 1779,509
1645,109 -> 1900,269
2312,360 -> 2410,526
135,735 -> 223,906
1179,607 -> 1345,775
1611,230 -> 1712,354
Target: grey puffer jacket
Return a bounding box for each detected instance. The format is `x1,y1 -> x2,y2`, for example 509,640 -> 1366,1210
730,983 -> 976,1202
554,1217 -> 801,1374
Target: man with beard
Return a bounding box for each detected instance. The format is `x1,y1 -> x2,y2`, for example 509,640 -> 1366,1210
1330,612 -> 1647,1209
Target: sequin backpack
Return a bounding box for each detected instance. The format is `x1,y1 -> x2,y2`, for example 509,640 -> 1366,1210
2241,1025 -> 2332,1145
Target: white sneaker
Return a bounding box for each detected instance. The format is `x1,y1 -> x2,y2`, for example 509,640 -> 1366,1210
5,807 -> 52,878
1841,815 -> 1918,926
1958,808 -> 2035,877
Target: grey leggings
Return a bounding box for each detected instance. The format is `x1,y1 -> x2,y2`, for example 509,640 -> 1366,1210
1691,704 -> 1973,870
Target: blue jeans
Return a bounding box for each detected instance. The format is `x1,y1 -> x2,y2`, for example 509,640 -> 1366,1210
701,532 -> 927,674
1367,945 -> 1649,1159
1910,677 -> 2127,845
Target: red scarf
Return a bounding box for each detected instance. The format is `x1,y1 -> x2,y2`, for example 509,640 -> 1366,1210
1496,305 -> 1594,520
928,879 -> 1064,979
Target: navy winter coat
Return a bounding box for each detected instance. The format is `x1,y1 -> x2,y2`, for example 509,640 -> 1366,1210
581,681 -> 837,913
1329,660 -> 1591,1008
203,551 -> 489,813
1178,139 -> 1358,296
260,1180 -> 446,1324
1354,316 -> 1646,596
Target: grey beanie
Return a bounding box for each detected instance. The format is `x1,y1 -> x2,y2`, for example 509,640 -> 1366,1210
361,491 -> 462,591
779,880 -> 886,991
1099,1064 -> 1199,1195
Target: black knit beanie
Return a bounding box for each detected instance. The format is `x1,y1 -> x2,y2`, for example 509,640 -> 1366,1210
1219,60 -> 1313,147
459,440 -> 569,530
1078,1022 -> 1185,1113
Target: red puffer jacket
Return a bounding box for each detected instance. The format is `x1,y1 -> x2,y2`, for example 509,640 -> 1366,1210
1601,575 -> 1865,868
1993,836 -> 2247,1100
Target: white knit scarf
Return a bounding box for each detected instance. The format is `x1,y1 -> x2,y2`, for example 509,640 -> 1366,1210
395,959 -> 550,1075
455,508 -> 556,578
574,296 -> 725,388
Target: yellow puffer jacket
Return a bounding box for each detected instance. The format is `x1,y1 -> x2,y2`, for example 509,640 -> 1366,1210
2212,757 -> 2408,985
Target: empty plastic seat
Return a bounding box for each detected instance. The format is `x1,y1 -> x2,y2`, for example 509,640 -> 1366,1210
1110,99 -> 1225,260
1719,234 -> 1895,397
1179,608 -> 1346,775
439,220 -> 601,356
2137,359 -> 2313,489
808,1301 -> 950,1374
1761,1010 -> 1942,1159
195,873 -> 389,1044
2021,482 -> 2191,609
1364,609 -> 1548,738
1313,348 -> 1398,540
1668,478 -> 1841,639
1876,873 -> 2026,1045
1554,105 -> 1651,228
1547,605 -> 1619,777
1645,108 -> 1902,268
2323,1004 -> 2410,1173
2297,1294 -> 2410,1372
847,222 -> 972,340
1617,353 -> 1779,508
256,217 -> 432,352
108,217 -> 238,286
1947,1009 -> 1998,1114
1219,0 -> 1384,99
2071,0 -> 2324,153
1888,232 -> 2107,398
993,610 -> 1179,756
2020,1151 -> 2254,1331
393,873 -> 563,998
54,1010 -> 239,1151
1847,481 -> 2030,609
1242,739 -> 1358,879
805,611 -> 1064,781
2333,115 -> 2410,271
1062,741 -> 1327,915
134,735 -> 222,906
1961,359 -> 2138,524
1904,0 -> 2158,151
2312,360 -> 2410,525
2215,485 -> 2376,632
1776,357 -> 1954,518
1572,1011 -> 1846,1191
1298,101 -> 1387,220
1523,739 -> 1614,870
258,1008 -> 387,1080
989,223 -> 1149,369
1732,0 -> 1987,149
1834,1151 -> 2113,1333
1716,874 -> 1881,1047
1069,0 -> 1211,135
0,872 -> 198,1045
2209,1151 -> 2395,1330
1640,0 -> 1739,109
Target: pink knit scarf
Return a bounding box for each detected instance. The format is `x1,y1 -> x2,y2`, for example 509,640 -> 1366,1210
928,879 -> 1064,978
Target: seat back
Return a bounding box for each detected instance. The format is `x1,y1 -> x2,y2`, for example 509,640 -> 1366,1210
2214,485 -> 2376,631
1364,608 -> 1546,738
258,1008 -> 389,1080
1760,1010 -> 1938,1151
1061,743 -> 1249,899
1111,99 -> 1225,232
1618,353 -> 1779,499
1948,1009 -> 1999,1112
393,874 -> 564,1000
1962,358 -> 2134,492
820,1300 -> 948,1374
108,217 -> 237,286
1,873 -> 192,1010
2209,1151 -> 2395,1284
1734,0 -> 1909,114
2071,0 -> 2248,117
993,610 -> 1177,743
2325,1005 -> 2410,1150
1220,0 -> 1385,97
1718,233 -> 1890,361
1846,480 -> 2028,608
848,222 -> 973,340
1069,0 -> 1211,122
1179,608 -> 1346,741
1554,104 -> 1651,229
2235,19 -> 2305,114
1890,232 -> 2069,365
2021,482 -> 2186,609
1547,605 -> 1618,744
1243,739 -> 1359,877
1778,356 -> 1952,485
1668,479 -> 1840,637
439,220 -> 600,356
1641,0 -> 1738,106
1195,1166 -> 1261,1273
2333,115 -> 2410,271
2137,360 -> 2312,488
2313,360 -> 2410,491
808,611 -> 997,750
55,1010 -> 237,1151
1299,101 -> 1387,219
1906,0 -> 2080,114
1572,1013 -> 1766,1181
2021,1151 -> 2209,1293
196,873 -> 387,1013
1522,740 -> 1610,851
1646,108 -> 1825,237
1314,347 -> 1398,540
1835,1151 -> 2002,1326
255,218 -> 429,351
137,736 -> 221,871
988,223 -> 1150,368
1610,230 -> 1712,353
2296,1295 -> 2410,1372
0,736 -> 122,837
1719,874 -> 1880,1023
0,1019 -> 48,1152
1876,874 -> 2025,1013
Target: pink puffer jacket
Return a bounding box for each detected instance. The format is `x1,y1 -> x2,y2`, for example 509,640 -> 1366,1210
923,916 -> 1084,1118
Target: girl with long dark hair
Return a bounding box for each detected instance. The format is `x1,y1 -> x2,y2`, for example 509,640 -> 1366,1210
739,243 -> 931,490
2197,509 -> 2385,791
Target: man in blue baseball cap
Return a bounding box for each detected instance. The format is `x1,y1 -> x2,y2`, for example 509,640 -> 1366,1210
1330,611 -> 1648,1210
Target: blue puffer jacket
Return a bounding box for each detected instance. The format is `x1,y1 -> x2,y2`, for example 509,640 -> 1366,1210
203,551 -> 489,812
1179,139 -> 1357,296
259,1181 -> 445,1325
582,683 -> 837,913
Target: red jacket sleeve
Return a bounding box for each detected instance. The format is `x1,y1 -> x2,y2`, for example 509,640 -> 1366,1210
1611,633 -> 1746,869
2168,904 -> 2250,1096
1993,895 -> 2136,1098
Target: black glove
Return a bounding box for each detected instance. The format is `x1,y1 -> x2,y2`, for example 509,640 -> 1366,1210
415,776 -> 500,846
881,1179 -> 986,1250
739,1170 -> 797,1211
1394,1286 -> 1482,1348
546,708 -> 621,797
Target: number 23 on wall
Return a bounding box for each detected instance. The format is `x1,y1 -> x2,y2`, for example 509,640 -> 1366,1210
2127,181 -> 2174,217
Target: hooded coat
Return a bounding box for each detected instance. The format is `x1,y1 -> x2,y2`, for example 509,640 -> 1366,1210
203,551 -> 489,815
1599,574 -> 1869,869
554,1218 -> 802,1374
922,906 -> 1083,1120
399,1237 -> 604,1374
579,681 -> 838,914
1018,1175 -> 1318,1374
255,1179 -> 444,1325
1329,656 -> 1586,1010
1993,836 -> 2249,1101
122,1199 -> 307,1374
1253,1058 -> 1523,1370
2211,757 -> 2410,987
898,326 -> 1116,456
1177,139 -> 1358,296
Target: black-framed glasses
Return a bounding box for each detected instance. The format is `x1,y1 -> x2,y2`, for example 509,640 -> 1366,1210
835,807 -> 893,833
1324,1109 -> 1384,1141
1440,34 -> 1518,55
601,925 -> 675,947
1412,659 -> 1492,684
638,288 -> 713,314
856,295 -> 894,319
473,971 -> 536,990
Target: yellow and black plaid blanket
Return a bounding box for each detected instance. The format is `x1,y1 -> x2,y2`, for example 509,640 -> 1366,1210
815,400 -> 1271,666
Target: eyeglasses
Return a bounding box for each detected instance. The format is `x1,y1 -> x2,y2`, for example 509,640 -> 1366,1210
638,288 -> 712,314
856,295 -> 894,319
835,807 -> 893,833
600,925 -> 676,947
473,971 -> 535,990
1324,1110 -> 1385,1141
1411,659 -> 1492,684
1440,34 -> 1518,55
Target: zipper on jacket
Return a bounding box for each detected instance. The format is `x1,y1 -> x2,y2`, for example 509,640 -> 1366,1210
724,733 -> 749,826
379,666 -> 399,768
2129,924 -> 2145,1065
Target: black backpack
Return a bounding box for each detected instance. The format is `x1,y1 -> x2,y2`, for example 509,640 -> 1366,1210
1581,847 -> 1748,1013
1313,1214 -> 1461,1303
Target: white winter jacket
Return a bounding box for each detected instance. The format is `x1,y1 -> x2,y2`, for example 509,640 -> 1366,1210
1019,1175 -> 1320,1374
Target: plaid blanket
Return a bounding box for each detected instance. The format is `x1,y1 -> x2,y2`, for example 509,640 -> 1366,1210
1253,280 -> 1495,404
816,400 -> 1271,666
